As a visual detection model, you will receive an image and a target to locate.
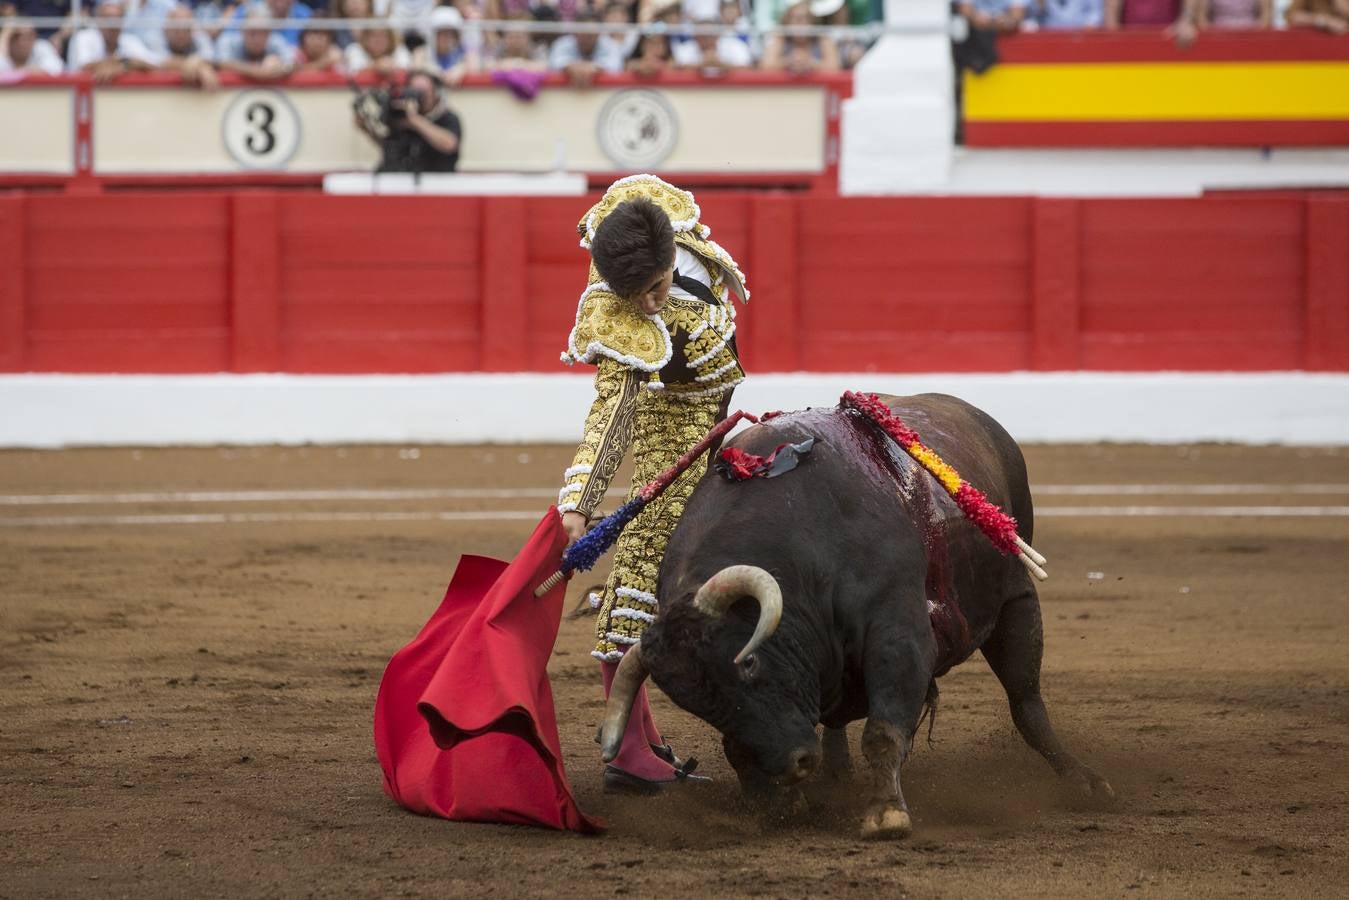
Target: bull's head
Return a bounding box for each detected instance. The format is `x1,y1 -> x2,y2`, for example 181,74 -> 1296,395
599,565 -> 823,786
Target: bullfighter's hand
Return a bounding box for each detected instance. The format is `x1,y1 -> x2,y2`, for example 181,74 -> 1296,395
561,511 -> 589,548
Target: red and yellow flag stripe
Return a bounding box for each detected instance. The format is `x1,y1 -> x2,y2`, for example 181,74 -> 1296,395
963,32 -> 1349,147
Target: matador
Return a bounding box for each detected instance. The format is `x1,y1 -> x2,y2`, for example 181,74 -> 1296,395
556,174 -> 748,793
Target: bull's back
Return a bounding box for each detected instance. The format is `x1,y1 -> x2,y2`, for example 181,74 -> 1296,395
872,393 -> 1034,533
719,394 -> 1033,671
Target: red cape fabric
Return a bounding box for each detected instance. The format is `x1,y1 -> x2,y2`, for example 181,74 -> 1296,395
373,509 -> 603,833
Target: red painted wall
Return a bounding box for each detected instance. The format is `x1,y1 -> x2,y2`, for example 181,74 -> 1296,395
1,190 -> 1346,374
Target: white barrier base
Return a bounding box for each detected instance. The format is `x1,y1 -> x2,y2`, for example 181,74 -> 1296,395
2,373 -> 1347,447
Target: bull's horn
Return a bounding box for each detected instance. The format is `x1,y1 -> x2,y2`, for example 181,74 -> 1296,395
692,565 -> 783,664
599,644 -> 649,762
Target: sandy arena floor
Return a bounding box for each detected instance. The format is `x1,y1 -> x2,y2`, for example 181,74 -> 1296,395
1,442 -> 1347,899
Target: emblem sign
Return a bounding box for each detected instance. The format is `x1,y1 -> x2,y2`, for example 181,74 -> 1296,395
222,89 -> 301,170
596,89 -> 679,169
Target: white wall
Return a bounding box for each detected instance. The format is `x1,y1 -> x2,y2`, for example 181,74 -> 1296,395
3,373 -> 1347,447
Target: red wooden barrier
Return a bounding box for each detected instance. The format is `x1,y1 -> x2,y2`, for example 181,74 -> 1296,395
1,190 -> 1346,374
0,195 -> 25,371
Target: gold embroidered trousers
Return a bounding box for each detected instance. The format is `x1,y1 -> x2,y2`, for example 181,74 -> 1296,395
590,390 -> 721,661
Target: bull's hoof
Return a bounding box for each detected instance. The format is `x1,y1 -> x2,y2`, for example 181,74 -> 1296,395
1066,765 -> 1116,801
860,805 -> 912,840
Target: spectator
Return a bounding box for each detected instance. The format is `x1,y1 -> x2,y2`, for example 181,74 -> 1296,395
67,0 -> 161,79
410,5 -> 474,81
528,2 -> 563,53
192,0 -> 241,39
0,18 -> 65,74
500,0 -> 582,18
443,0 -> 489,59
811,0 -> 866,67
624,29 -> 671,74
216,5 -> 290,77
345,21 -> 411,72
11,0 -> 76,52
548,7 -> 625,82
294,17 -> 342,69
229,0 -> 312,48
160,2 -> 219,85
671,14 -> 752,68
601,0 -> 637,56
643,0 -> 682,23
715,0 -> 755,64
330,0 -> 368,47
957,0 -> 1029,33
1197,0 -> 1272,25
487,11 -> 546,70
1033,0 -> 1105,27
1284,0 -> 1346,30
682,0 -> 718,21
123,0 -> 178,57
752,0 -> 793,33
1105,0 -> 1200,43
356,68 -> 462,172
382,0 -> 437,32
761,1 -> 839,73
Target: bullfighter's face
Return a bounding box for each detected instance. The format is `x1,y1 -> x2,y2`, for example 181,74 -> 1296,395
630,266 -> 674,316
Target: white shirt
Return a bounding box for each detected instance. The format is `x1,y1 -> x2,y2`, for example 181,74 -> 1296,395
344,42 -> 413,72
380,0 -> 437,26
0,37 -> 65,75
673,36 -> 754,68
66,28 -> 161,72
668,246 -> 716,302
682,0 -> 722,19
671,38 -> 704,67
123,0 -> 178,57
716,34 -> 754,67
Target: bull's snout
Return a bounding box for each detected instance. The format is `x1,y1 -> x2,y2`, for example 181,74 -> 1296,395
783,747 -> 821,784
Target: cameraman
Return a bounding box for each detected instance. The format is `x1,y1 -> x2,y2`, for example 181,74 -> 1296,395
357,69 -> 462,174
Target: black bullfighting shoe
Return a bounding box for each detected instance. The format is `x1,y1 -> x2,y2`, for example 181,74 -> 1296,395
650,742 -> 686,770
602,759 -> 710,795
591,727 -> 687,770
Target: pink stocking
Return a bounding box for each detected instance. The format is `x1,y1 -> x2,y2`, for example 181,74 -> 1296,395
600,660 -> 674,781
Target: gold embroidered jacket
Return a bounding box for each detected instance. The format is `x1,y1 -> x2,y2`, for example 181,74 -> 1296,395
557,175 -> 749,518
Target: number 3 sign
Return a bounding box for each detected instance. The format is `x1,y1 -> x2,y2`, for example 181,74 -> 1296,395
222,89 -> 301,169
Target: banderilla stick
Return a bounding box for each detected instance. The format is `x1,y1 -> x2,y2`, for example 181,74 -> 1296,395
534,409 -> 760,598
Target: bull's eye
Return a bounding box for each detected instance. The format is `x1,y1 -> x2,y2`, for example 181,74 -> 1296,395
738,653 -> 760,680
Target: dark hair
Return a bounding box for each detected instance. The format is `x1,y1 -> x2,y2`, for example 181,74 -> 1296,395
590,198 -> 676,300
407,67 -> 445,87
628,31 -> 672,63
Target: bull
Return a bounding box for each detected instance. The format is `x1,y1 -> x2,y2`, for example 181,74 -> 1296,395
600,393 -> 1113,838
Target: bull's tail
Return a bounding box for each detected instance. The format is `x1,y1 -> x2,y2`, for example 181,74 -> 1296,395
914,680 -> 940,749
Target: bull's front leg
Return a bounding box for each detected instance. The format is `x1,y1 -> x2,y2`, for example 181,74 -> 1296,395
859,628 -> 935,840
860,718 -> 912,838
821,725 -> 852,779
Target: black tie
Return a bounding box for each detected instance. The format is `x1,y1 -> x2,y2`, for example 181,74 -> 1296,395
672,272 -> 720,306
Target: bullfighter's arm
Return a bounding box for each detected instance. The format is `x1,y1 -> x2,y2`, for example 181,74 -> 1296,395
558,358 -> 641,519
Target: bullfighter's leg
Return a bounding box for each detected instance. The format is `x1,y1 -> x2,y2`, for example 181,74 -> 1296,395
821,725 -> 852,780
982,587 -> 1114,799
859,630 -> 934,839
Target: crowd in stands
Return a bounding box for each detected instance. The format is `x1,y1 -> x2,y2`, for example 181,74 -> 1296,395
0,0 -> 886,82
958,0 -> 1347,35
0,0 -> 1344,81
